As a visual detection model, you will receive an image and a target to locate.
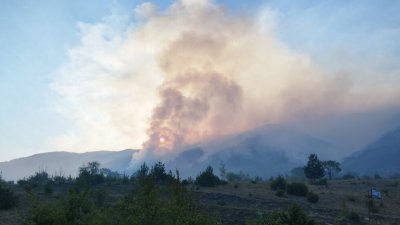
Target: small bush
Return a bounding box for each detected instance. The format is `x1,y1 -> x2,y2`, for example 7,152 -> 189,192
249,204 -> 315,225
94,189 -> 107,205
347,211 -> 360,223
44,182 -> 53,195
347,195 -> 357,202
286,182 -> 308,196
270,176 -> 287,190
276,190 -> 285,197
311,178 -> 327,186
24,184 -> 33,193
195,166 -> 222,187
0,184 -> 18,210
307,192 -> 319,203
226,171 -> 251,182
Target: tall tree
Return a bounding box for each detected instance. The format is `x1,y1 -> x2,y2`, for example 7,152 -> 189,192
322,160 -> 341,180
304,154 -> 325,181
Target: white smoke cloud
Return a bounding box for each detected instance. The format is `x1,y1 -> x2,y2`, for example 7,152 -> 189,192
49,0 -> 400,158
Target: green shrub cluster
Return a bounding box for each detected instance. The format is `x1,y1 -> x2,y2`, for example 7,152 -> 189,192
249,204 -> 315,225
275,190 -> 285,197
307,192 -> 319,203
22,162 -> 215,225
286,182 -> 308,196
270,176 -> 287,190
195,166 -> 224,187
0,182 -> 18,210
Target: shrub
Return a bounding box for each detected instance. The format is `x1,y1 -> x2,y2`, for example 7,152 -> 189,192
311,178 -> 327,186
44,182 -> 53,195
347,211 -> 360,223
270,176 -> 287,190
149,161 -> 168,181
226,171 -> 251,182
374,173 -> 382,179
0,184 -> 18,210
276,190 -> 285,197
347,195 -> 357,202
307,192 -> 319,203
195,166 -> 222,187
286,182 -> 308,196
77,161 -> 105,186
94,189 -> 107,205
53,175 -> 68,185
249,204 -> 315,225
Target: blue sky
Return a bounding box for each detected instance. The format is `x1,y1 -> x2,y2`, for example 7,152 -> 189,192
1,0 -> 399,161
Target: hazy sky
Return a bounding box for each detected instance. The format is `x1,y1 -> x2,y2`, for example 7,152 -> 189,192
1,0 -> 400,161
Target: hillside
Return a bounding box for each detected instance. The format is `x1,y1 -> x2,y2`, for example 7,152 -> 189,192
167,124 -> 334,178
0,149 -> 137,181
342,128 -> 400,176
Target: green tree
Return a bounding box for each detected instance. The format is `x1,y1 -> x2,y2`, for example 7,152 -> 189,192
77,161 -> 105,186
322,160 -> 341,180
304,154 -> 325,181
195,166 -> 222,187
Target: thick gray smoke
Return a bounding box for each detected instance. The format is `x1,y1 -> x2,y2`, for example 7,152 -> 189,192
51,0 -> 400,160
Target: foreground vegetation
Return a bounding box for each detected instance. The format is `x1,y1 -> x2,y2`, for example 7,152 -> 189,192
0,154 -> 399,225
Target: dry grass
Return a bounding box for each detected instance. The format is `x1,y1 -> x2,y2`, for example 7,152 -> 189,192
1,179 -> 399,225
196,179 -> 400,225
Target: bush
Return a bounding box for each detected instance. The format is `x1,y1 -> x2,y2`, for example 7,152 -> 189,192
44,182 -> 53,195
226,171 -> 251,182
0,184 -> 18,210
286,182 -> 308,196
149,161 -> 168,181
347,195 -> 357,202
276,190 -> 285,197
249,204 -> 315,225
347,211 -> 360,223
24,162 -> 216,225
270,176 -> 287,190
195,166 -> 222,187
307,192 -> 319,203
310,178 -> 327,186
77,162 -> 105,186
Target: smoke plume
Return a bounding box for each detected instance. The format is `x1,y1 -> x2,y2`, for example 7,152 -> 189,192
51,0 -> 400,158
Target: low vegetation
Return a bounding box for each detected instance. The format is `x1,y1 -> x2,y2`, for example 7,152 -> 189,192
270,175 -> 286,190
195,166 -> 225,187
1,154 -> 399,225
0,177 -> 18,210
307,191 -> 319,203
249,204 -> 315,225
286,182 -> 308,196
22,162 -> 215,225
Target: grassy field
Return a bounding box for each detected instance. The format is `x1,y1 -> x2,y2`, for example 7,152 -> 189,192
196,179 -> 400,225
1,179 -> 399,225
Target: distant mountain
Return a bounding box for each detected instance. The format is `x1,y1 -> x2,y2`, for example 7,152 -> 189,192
342,128 -> 400,176
0,149 -> 137,181
167,124 -> 335,178
0,125 -> 338,181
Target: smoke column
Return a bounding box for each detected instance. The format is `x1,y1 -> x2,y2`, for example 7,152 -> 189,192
51,0 -> 400,159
